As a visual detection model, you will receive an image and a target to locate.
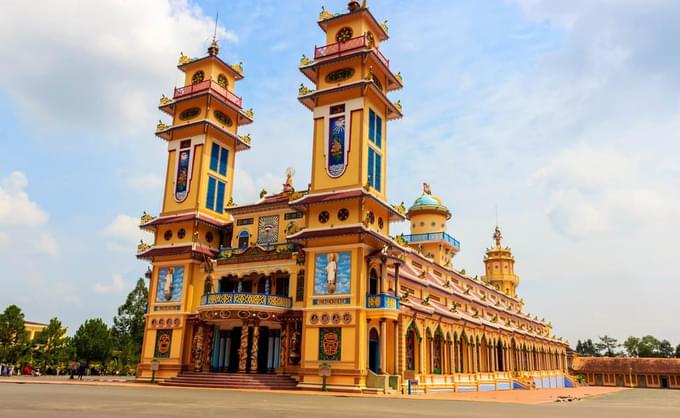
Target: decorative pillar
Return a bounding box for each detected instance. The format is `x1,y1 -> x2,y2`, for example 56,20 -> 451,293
238,322 -> 250,372
280,321 -> 288,369
379,320 -> 387,373
393,320 -> 399,374
250,323 -> 260,373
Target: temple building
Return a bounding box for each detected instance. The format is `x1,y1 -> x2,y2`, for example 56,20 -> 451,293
136,1 -> 570,392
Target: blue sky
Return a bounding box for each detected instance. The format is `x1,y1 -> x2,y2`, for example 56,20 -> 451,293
1,0 -> 679,347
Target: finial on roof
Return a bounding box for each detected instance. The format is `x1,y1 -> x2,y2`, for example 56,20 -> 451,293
348,1 -> 361,12
208,12 -> 220,56
493,225 -> 502,247
423,182 -> 432,195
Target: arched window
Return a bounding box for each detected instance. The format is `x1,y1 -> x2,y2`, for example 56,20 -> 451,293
369,268 -> 379,295
238,231 -> 250,248
368,328 -> 380,373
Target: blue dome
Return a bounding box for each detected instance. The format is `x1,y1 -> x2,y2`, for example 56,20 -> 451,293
412,194 -> 440,207
407,193 -> 451,219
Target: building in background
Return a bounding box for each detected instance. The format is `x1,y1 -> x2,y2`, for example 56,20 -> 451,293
135,1 -> 569,393
571,357 -> 680,390
24,321 -> 49,341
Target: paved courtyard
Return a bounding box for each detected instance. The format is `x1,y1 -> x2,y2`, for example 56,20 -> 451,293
1,382 -> 679,418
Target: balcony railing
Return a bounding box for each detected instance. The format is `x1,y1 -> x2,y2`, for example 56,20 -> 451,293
314,34 -> 389,68
366,293 -> 400,310
202,292 -> 292,309
219,242 -> 297,257
402,232 -> 461,249
173,80 -> 243,108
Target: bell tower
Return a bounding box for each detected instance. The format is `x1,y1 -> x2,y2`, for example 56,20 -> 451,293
481,226 -> 520,297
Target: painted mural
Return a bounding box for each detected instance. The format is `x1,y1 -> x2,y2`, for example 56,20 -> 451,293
156,267 -> 184,302
154,330 -> 172,358
314,252 -> 351,295
257,215 -> 280,244
175,149 -> 191,201
318,327 -> 341,361
327,115 -> 347,177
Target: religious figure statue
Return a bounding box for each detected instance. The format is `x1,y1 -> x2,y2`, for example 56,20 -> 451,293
192,325 -> 205,371
325,253 -> 338,293
178,52 -> 192,65
423,182 -> 432,195
283,167 -> 295,193
288,328 -> 300,365
163,268 -> 174,301
493,225 -> 503,247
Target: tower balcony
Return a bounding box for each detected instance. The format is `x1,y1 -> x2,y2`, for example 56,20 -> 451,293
173,79 -> 243,108
366,293 -> 400,310
402,232 -> 461,250
201,292 -> 292,310
314,34 -> 389,68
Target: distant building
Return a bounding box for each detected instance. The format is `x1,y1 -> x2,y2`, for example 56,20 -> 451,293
24,321 -> 49,341
571,357 -> 680,389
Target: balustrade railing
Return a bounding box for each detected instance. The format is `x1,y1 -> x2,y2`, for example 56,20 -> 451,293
402,232 -> 460,249
366,293 -> 400,310
314,34 -> 389,67
173,79 -> 243,108
202,292 -> 292,309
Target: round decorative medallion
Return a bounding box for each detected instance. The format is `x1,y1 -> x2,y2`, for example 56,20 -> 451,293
214,110 -> 233,126
151,319 -> 158,327
173,318 -> 180,326
158,318 -> 165,327
192,70 -> 205,84
336,27 -> 353,43
332,313 -> 341,324
337,208 -> 349,221
179,107 -> 200,120
320,313 -> 330,324
217,74 -> 228,88
318,211 -> 330,223
368,211 -> 375,224
164,230 -> 172,241
177,228 -> 186,239
342,312 -> 352,324
219,311 -> 231,319
205,231 -> 214,243
325,68 -> 355,84
378,217 -> 384,229
310,313 -> 319,324
238,311 -> 251,319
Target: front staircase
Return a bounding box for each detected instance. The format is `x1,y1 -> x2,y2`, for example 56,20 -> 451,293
160,372 -> 299,390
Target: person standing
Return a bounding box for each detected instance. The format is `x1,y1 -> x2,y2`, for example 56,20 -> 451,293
70,361 -> 77,380
78,360 -> 86,380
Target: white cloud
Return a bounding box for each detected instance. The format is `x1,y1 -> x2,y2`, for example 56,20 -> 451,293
0,0 -> 238,138
127,173 -> 164,191
36,232 -> 60,258
0,171 -> 48,226
103,214 -> 152,253
93,274 -> 126,294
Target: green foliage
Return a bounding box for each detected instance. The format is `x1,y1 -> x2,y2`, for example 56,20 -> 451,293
71,318 -> 113,364
33,317 -> 70,369
575,339 -> 600,356
675,344 -> 680,359
111,278 -> 148,374
658,339 -> 674,358
618,335 -> 677,358
595,335 -> 619,357
623,336 -> 640,357
0,304 -> 30,364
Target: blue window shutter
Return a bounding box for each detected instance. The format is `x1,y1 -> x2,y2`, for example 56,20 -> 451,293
218,147 -> 228,176
375,153 -> 382,191
369,109 -> 375,142
216,180 -> 226,214
367,148 -> 374,187
206,177 -> 216,210
376,116 -> 382,148
210,143 -> 219,171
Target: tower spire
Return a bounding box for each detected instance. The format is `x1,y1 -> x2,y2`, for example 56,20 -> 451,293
208,12 -> 220,56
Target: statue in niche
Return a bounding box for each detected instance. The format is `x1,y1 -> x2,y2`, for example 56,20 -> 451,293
325,253 -> 338,293
192,325 -> 205,371
203,275 -> 214,295
163,268 -> 174,301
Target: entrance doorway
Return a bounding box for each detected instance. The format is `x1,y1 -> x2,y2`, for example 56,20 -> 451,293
369,328 -> 380,373
661,376 -> 669,389
211,327 -> 241,373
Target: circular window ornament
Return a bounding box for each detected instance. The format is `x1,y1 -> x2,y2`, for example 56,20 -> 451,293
164,230 -> 173,241
336,27 -> 353,43
205,231 -> 214,243
378,217 -> 384,229
318,211 -> 330,223
217,74 -> 228,88
192,70 -> 205,84
179,107 -> 200,120
325,68 -> 355,83
368,211 -> 375,224
177,228 -> 186,239
337,208 -> 350,221
214,110 -> 233,127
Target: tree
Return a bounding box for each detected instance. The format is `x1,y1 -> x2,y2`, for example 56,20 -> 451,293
595,335 -> 619,357
658,340 -> 674,358
675,344 -> 680,359
623,336 -> 640,357
638,335 -> 661,357
576,339 -> 600,356
0,305 -> 30,365
71,318 -> 113,364
112,278 -> 148,373
33,317 -> 69,370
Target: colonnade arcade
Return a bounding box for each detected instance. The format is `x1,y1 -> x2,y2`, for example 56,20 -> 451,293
401,320 -> 567,377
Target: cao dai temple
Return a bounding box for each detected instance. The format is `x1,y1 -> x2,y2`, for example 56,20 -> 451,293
136,1 -> 571,392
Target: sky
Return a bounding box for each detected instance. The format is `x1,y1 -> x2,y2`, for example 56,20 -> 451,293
1,0 -> 679,347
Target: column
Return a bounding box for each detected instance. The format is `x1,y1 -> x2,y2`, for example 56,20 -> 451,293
393,320 -> 399,374
380,320 -> 387,374
238,323 -> 250,372
249,324 -> 260,373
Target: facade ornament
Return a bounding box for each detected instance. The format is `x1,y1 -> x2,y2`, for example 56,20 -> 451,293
423,182 -> 432,195
137,240 -> 151,253
394,99 -> 402,113
449,302 -> 460,312
298,83 -> 312,96
238,324 -> 250,371
394,234 -> 408,247
400,290 -> 409,302
286,221 -> 298,235
231,61 -> 244,74
250,324 -> 260,372
259,189 -> 267,199
299,54 -> 313,66
380,20 -> 389,33
156,120 -> 169,131
493,225 -> 503,247
348,1 -> 361,12
225,197 -> 236,208
319,6 -> 333,20
178,52 -> 193,65
391,201 -> 406,215
192,324 -> 205,371
395,71 -> 403,84
243,108 -> 254,119
140,211 -> 155,225
422,295 -> 430,306
365,65 -> 374,81
159,94 -> 172,105
239,133 -> 251,145
283,167 -> 295,193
